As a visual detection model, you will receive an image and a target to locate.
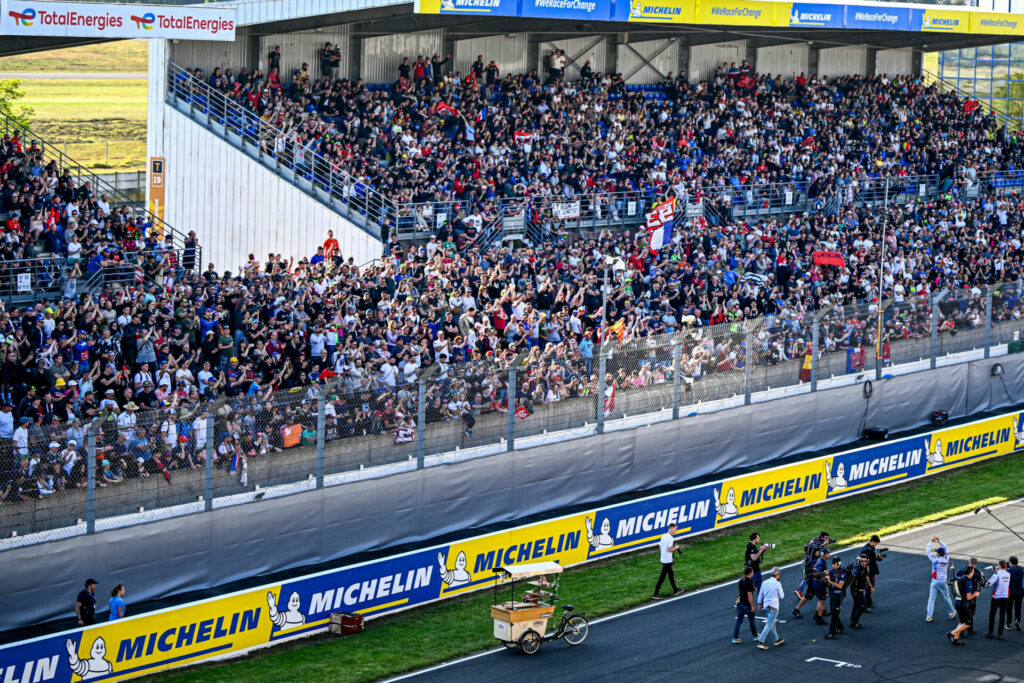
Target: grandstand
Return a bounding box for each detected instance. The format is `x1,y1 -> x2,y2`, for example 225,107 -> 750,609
3,0 -> 1024,675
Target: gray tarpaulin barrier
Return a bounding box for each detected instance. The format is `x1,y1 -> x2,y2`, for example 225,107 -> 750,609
4,353 -> 1023,632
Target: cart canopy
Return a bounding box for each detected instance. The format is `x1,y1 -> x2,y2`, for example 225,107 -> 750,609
495,562 -> 564,580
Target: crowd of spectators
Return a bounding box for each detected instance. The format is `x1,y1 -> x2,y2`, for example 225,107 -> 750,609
4,55 -> 1024,503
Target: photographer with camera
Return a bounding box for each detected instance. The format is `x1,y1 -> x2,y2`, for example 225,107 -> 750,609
794,547 -> 831,624
860,535 -> 886,609
745,532 -> 774,591
652,523 -> 684,600
796,531 -> 831,600
848,554 -> 874,629
824,556 -> 847,639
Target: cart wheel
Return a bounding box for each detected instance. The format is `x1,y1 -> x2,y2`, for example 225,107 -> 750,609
502,640 -> 518,650
519,629 -> 542,655
562,615 -> 589,646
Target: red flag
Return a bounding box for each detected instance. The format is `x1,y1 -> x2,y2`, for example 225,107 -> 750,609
603,382 -> 616,417
515,406 -> 531,420
813,250 -> 846,268
436,102 -> 459,117
513,130 -> 535,145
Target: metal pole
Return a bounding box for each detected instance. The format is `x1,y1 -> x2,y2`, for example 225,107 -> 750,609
876,175 -> 889,381
416,375 -> 427,469
600,260 -> 609,355
597,351 -> 608,434
204,414 -> 214,511
811,316 -> 820,392
86,430 -> 96,534
316,388 -> 326,488
507,364 -> 517,451
671,341 -> 682,420
930,293 -> 940,370
744,326 -> 753,405
984,289 -> 993,359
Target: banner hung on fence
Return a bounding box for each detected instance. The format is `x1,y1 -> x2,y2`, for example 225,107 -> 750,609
552,201 -> 581,220
1,0 -> 236,40
2,410 -> 1019,680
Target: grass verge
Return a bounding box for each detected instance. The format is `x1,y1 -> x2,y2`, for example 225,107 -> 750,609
153,453 -> 1024,683
16,78 -> 147,171
0,41 -> 149,73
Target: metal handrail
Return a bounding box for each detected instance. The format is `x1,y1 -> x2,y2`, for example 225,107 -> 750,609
0,110 -> 196,255
923,67 -> 1023,132
0,256 -> 67,301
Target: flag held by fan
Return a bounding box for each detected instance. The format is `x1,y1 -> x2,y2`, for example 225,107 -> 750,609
813,250 -> 846,268
647,198 -> 676,254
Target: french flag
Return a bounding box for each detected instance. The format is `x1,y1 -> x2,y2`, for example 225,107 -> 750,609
646,198 -> 676,254
476,107 -> 487,122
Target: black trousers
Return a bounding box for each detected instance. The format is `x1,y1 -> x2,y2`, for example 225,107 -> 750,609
654,562 -> 678,595
866,574 -> 877,605
850,590 -> 867,624
989,597 -> 1008,634
1008,593 -> 1022,626
828,595 -> 844,634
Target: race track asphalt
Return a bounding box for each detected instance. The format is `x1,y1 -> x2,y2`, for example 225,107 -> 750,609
399,501 -> 1024,683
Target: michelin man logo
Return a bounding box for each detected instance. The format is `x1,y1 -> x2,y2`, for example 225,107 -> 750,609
714,487 -> 738,520
927,438 -> 945,467
66,637 -> 112,680
267,590 -> 306,629
585,516 -> 614,550
438,551 -> 472,588
440,0 -> 456,9
1013,415 -> 1024,448
630,0 -> 644,18
790,7 -> 800,24
824,459 -> 848,492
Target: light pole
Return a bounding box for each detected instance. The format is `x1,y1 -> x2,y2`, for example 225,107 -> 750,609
875,174 -> 890,379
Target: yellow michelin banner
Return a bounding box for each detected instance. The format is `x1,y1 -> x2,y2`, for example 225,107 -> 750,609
695,0 -> 785,27
970,11 -> 1021,36
2,409 -> 1021,681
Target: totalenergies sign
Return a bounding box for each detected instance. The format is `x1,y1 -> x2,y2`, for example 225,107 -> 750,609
2,410 -> 1021,681
0,0 -> 235,40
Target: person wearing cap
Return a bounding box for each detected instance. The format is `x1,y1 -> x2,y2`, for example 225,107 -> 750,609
117,402 -> 139,440
824,556 -> 847,639
926,536 -> 956,622
794,546 -> 831,624
75,579 -> 98,626
12,416 -> 30,462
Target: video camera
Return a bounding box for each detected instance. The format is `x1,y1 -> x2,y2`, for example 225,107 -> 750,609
876,547 -> 889,560
763,543 -> 777,550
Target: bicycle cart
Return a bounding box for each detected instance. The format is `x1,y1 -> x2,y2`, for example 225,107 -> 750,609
490,561 -> 589,655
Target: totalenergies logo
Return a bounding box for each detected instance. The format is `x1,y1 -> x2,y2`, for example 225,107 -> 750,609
7,7 -> 36,26
130,12 -> 155,29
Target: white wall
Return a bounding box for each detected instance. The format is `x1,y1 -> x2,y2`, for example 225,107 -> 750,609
618,38 -> 680,84
876,48 -> 914,77
258,26 -> 352,79
757,43 -> 809,78
361,29 -> 444,84
536,35 -> 607,80
454,34 -> 530,80
818,46 -> 868,79
148,40 -> 382,272
689,40 -> 745,82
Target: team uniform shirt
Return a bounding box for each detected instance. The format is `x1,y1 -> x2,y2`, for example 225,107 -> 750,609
927,541 -> 950,581
987,569 -> 1011,599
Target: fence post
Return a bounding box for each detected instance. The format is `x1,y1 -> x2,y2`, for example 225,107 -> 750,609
811,316 -> 820,392
204,413 -> 214,511
671,340 -> 682,420
316,387 -> 326,488
416,375 -> 427,469
507,363 -> 517,451
86,429 -> 96,534
930,293 -> 940,370
984,289 -> 993,359
744,325 -> 753,405
597,351 -> 608,434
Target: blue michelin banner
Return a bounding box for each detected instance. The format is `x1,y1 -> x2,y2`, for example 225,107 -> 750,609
787,2 -> 844,28
520,0 -> 611,21
844,3 -> 913,31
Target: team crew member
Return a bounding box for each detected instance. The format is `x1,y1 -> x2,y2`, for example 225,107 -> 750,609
733,567 -> 758,644
967,557 -> 984,633
794,548 -> 831,624
652,523 -> 684,600
926,537 -> 956,622
860,535 -> 884,608
985,560 -> 1011,639
824,556 -> 847,639
745,533 -> 769,591
1007,556 -> 1023,632
848,554 -> 874,629
949,566 -> 979,645
796,532 -> 830,599
75,579 -> 98,626
756,567 -> 785,650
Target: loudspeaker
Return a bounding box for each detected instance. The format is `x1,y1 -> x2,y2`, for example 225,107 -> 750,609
932,410 -> 949,426
863,427 -> 889,441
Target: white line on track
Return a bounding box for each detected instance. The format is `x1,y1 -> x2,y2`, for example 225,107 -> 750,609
385,498 -> 1023,682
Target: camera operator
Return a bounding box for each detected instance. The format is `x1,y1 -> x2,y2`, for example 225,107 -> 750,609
859,535 -> 885,609
794,547 -> 831,624
652,523 -> 684,600
949,565 -> 980,645
824,556 -> 847,639
1008,556 -> 1023,632
967,556 -> 984,633
848,554 -> 874,629
797,531 -> 831,600
745,532 -> 772,591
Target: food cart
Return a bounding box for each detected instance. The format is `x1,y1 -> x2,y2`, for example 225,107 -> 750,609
490,561 -> 589,654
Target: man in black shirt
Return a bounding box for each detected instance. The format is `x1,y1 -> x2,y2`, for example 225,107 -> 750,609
267,46 -> 282,72
860,535 -> 884,608
75,578 -> 98,626
824,556 -> 847,639
733,567 -> 758,643
745,532 -> 769,592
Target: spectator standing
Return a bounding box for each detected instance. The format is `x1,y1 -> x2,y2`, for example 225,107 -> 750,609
320,42 -> 340,78
108,584 -> 126,621
267,45 -> 282,73
925,537 -> 956,622
652,523 -> 683,599
75,579 -> 98,626
0,402 -> 13,473
756,567 -> 785,649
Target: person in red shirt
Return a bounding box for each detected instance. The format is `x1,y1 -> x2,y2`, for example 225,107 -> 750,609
323,231 -> 339,259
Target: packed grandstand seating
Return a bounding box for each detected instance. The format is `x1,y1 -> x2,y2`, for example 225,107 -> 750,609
3,60 -> 1024,500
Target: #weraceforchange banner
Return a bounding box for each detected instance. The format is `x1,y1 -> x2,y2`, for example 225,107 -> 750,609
1,0 -> 235,40
1,410 -> 1020,681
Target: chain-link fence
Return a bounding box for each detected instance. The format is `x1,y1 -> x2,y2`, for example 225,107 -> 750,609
5,280 -> 1024,545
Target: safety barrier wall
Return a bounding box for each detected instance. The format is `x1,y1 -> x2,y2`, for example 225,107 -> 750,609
2,397 -> 1021,679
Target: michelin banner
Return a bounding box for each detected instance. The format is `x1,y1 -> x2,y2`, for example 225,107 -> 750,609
2,410 -> 1021,681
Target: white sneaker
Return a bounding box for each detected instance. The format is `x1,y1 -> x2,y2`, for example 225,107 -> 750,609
949,612 -> 956,619
926,616 -> 933,622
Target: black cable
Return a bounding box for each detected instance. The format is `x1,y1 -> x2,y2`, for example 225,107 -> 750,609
858,380 -> 872,436
976,506 -> 1024,548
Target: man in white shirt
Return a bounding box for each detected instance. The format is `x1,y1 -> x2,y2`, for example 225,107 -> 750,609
757,566 -> 786,649
652,523 -> 683,599
986,559 -> 1012,639
116,402 -> 138,441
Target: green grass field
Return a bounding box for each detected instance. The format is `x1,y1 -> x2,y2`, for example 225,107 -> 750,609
15,78 -> 147,171
0,40 -> 148,73
150,453 -> 1024,683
